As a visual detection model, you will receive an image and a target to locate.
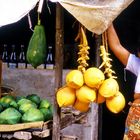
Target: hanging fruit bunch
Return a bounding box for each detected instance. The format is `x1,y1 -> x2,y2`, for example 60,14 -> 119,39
98,32 -> 126,114
56,25 -> 125,114
56,25 -> 105,113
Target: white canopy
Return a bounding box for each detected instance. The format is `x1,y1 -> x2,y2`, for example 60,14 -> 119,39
0,0 -> 39,27
50,0 -> 134,34
0,0 -> 134,34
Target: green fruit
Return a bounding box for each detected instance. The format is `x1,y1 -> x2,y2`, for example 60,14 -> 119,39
0,104 -> 3,113
39,99 -> 50,109
19,102 -> 37,114
50,105 -> 53,114
40,106 -> 53,121
16,96 -> 26,102
17,98 -> 32,107
26,94 -> 41,105
9,100 -> 18,109
0,95 -> 15,108
0,107 -> 22,124
22,108 -> 44,123
26,24 -> 47,68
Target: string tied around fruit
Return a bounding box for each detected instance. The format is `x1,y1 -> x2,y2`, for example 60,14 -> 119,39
75,24 -> 90,74
99,31 -> 117,79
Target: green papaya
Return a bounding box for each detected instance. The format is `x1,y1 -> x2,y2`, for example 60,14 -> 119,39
16,96 -> 26,102
40,105 -> 53,121
0,104 -> 3,113
39,99 -> 50,109
17,98 -> 33,107
0,107 -> 22,124
26,24 -> 47,68
22,108 -> 44,123
26,94 -> 41,105
0,95 -> 15,108
19,102 -> 37,114
9,100 -> 18,109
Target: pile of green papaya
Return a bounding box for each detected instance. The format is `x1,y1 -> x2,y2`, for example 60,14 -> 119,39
0,94 -> 53,124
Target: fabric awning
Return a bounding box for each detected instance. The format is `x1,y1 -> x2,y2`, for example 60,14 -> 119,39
50,0 -> 134,34
0,0 -> 39,27
0,0 -> 134,34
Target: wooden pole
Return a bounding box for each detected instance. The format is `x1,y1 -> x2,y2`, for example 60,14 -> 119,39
94,34 -> 101,67
94,34 -> 102,140
82,34 -> 101,140
52,3 -> 64,140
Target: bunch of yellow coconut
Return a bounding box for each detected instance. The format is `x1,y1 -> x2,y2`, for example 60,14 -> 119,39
56,27 -> 125,114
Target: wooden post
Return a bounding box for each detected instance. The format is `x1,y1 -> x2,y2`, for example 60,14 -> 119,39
52,3 -> 64,140
82,34 -> 101,140
94,34 -> 101,67
94,34 -> 102,140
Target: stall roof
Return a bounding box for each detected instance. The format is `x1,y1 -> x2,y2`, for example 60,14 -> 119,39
0,0 -> 136,35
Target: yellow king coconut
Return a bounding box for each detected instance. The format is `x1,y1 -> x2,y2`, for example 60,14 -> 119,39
66,70 -> 84,89
76,85 -> 96,103
83,67 -> 105,89
96,92 -> 106,104
98,78 -> 119,98
74,99 -> 90,112
106,91 -> 125,114
56,86 -> 76,107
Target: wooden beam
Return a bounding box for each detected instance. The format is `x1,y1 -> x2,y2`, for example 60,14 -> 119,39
60,112 -> 87,130
52,3 -> 64,140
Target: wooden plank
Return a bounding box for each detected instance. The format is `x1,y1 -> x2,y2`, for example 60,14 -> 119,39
60,113 -> 87,130
52,3 -> 64,140
61,135 -> 78,140
0,121 -> 44,132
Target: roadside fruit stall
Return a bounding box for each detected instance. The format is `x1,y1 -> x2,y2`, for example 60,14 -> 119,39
0,0 -> 135,140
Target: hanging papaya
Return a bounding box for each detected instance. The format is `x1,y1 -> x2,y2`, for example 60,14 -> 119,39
26,23 -> 47,68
